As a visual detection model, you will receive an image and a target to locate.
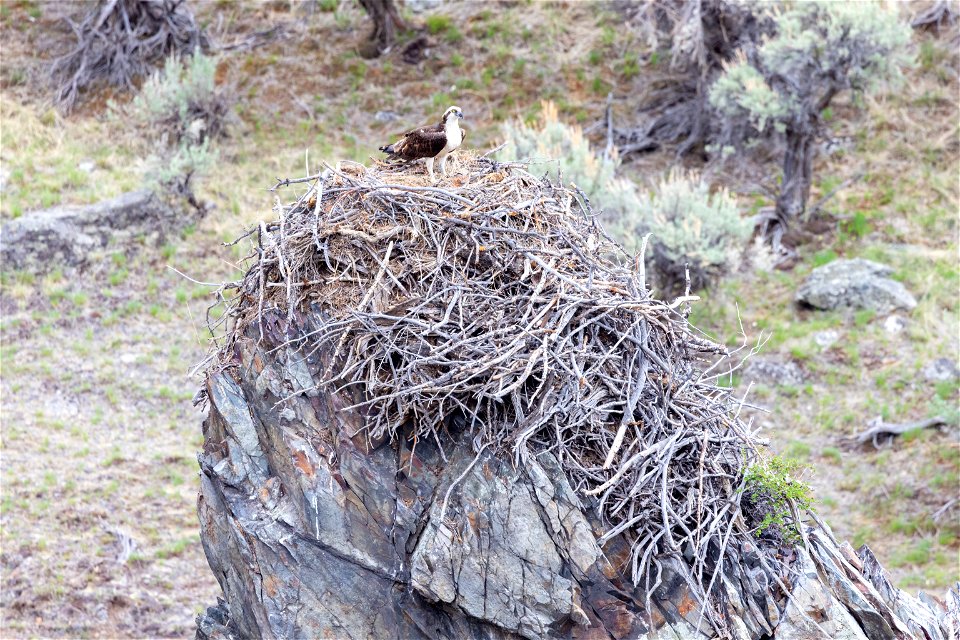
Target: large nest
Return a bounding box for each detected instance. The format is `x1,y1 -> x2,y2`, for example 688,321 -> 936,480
209,152 -> 781,630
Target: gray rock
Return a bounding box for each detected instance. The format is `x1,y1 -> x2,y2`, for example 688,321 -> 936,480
405,0 -> 443,13
883,315 -> 907,335
374,110 -> 400,123
776,546 -> 869,640
195,310 -> 960,639
0,190 -> 190,275
923,358 -> 960,382
743,358 -> 806,387
814,329 -> 841,349
796,259 -> 917,313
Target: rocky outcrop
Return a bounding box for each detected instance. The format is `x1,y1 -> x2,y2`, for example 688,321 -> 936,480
0,190 -> 192,274
194,311 -> 959,640
796,258 -> 917,313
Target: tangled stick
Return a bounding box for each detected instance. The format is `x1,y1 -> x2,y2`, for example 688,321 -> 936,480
50,0 -> 208,111
207,153 -> 783,634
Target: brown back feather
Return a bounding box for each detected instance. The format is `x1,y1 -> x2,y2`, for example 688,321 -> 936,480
391,126 -> 447,160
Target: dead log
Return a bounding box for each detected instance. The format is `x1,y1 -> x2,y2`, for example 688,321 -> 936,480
849,416 -> 948,449
0,190 -> 200,276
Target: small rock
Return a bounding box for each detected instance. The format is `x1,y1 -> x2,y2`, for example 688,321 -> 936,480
78,160 -> 96,173
405,0 -> 442,13
814,330 -> 841,349
796,258 -> 917,313
120,353 -> 138,364
0,167 -> 9,194
883,315 -> 907,335
923,358 -> 960,382
374,110 -> 400,123
743,358 -> 806,387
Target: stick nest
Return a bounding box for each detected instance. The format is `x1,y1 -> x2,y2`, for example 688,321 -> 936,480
210,152 -> 777,630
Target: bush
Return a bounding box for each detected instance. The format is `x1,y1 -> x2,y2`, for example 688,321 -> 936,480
609,170 -> 751,293
123,53 -> 232,192
500,101 -> 640,220
743,454 -> 815,544
502,103 -> 749,292
709,1 -> 912,226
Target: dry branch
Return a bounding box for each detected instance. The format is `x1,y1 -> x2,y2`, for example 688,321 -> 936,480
206,153 -> 783,634
849,415 -> 948,448
50,0 -> 208,111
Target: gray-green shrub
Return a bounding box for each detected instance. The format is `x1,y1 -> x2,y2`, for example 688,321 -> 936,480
502,103 -> 750,292
123,52 -> 231,192
609,170 -> 751,293
500,101 -> 640,220
709,1 -> 912,226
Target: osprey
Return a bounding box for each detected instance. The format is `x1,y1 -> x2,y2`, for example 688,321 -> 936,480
378,106 -> 465,182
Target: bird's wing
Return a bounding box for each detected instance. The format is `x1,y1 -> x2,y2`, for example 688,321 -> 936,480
391,126 -> 448,160
402,121 -> 443,137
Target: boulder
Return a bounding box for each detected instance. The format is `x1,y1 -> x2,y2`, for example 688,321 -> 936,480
923,358 -> 960,382
743,358 -> 806,387
796,259 -> 917,313
0,190 -> 191,275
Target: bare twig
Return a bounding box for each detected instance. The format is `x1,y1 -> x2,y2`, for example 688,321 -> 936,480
203,151 -> 776,636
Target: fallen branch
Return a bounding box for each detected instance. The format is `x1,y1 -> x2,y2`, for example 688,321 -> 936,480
849,415 -> 948,449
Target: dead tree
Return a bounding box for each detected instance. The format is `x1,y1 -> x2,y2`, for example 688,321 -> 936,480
50,0 -> 208,112
357,0 -> 405,58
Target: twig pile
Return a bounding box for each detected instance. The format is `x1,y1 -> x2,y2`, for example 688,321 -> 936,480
50,0 -> 208,111
211,153 -> 773,631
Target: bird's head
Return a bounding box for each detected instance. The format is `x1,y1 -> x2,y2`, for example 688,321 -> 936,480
442,106 -> 464,123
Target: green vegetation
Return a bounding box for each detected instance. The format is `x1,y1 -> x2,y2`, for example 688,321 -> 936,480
744,455 -> 815,541
610,169 -> 752,292
122,52 -> 230,191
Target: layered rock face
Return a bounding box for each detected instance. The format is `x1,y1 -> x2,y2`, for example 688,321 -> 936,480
194,311 -> 959,640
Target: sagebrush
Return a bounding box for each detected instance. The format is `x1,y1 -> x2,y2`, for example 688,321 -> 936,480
123,53 -> 231,191
609,169 -> 751,293
709,0 -> 912,228
500,101 -> 640,220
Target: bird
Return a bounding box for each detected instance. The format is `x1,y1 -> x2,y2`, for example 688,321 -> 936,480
378,106 -> 465,182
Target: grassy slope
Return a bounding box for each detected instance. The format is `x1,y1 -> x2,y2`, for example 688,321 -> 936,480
686,29 -> 960,589
0,0 -> 956,637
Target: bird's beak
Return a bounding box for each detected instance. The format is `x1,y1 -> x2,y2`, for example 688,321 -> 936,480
458,112 -> 464,119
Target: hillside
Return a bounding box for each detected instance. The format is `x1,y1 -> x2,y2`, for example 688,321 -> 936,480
0,1 -> 957,637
